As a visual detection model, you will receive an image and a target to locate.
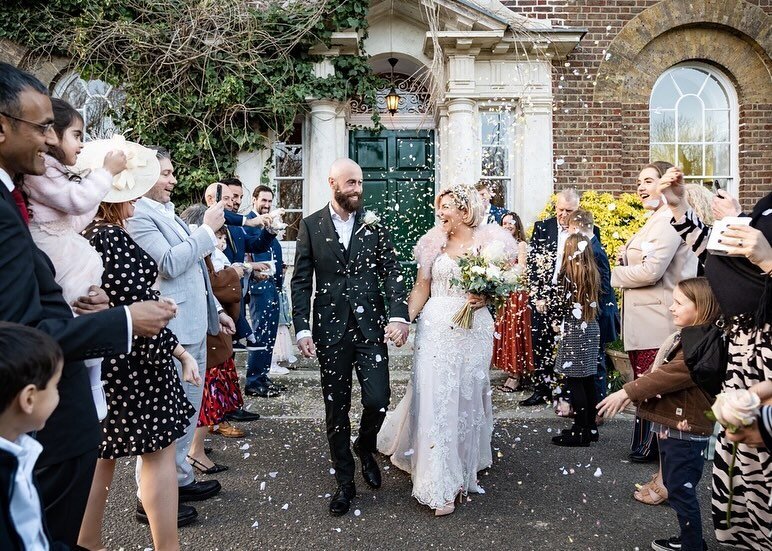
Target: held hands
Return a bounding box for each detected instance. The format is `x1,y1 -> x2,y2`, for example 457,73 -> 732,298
102,150 -> 128,176
535,298 -> 547,314
203,201 -> 226,232
218,312 -> 236,335
72,285 -> 111,315
230,264 -> 245,278
180,352 -> 202,386
128,300 -> 176,336
596,388 -> 632,419
384,321 -> 409,347
297,336 -> 316,358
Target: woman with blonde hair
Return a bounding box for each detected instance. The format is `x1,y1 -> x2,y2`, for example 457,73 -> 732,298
378,184 -> 517,516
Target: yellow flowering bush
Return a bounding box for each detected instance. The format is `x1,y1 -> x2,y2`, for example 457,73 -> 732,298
532,191 -> 648,271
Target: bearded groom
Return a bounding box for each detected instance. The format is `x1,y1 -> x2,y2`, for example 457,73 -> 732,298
291,158 -> 409,516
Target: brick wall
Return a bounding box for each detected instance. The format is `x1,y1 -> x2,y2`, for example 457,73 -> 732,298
503,0 -> 772,209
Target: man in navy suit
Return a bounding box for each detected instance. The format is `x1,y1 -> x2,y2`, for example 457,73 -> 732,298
0,62 -> 175,545
244,185 -> 286,397
475,180 -> 508,224
522,189 -> 603,406
568,210 -> 619,401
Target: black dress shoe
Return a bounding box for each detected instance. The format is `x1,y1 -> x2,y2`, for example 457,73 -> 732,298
244,385 -> 281,398
329,482 -> 356,516
353,441 -> 382,489
629,452 -> 657,463
519,391 -> 549,407
136,500 -> 198,527
561,427 -> 599,442
267,381 -> 287,392
178,479 -> 222,502
551,433 -> 591,447
225,408 -> 261,422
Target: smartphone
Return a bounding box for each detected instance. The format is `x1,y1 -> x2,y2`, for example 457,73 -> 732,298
216,183 -> 223,202
712,179 -> 724,194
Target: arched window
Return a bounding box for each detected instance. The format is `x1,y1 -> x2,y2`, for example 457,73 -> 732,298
51,72 -> 125,140
649,64 -> 737,190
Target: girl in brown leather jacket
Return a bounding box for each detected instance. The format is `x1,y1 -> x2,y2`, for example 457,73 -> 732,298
597,277 -> 720,551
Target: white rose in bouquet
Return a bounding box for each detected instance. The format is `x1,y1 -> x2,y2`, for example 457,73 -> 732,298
480,240 -> 506,263
471,265 -> 486,275
711,389 -> 761,431
502,266 -> 522,285
485,265 -> 502,280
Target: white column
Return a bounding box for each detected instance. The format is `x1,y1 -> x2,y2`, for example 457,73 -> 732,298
519,97 -> 553,227
306,99 -> 347,213
445,98 -> 476,187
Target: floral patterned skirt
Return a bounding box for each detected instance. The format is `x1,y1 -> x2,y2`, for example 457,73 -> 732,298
198,357 -> 244,427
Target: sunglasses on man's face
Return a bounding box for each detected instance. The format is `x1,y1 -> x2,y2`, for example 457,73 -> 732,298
0,111 -> 55,135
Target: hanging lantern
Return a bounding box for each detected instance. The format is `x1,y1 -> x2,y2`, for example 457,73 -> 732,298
385,86 -> 400,115
385,57 -> 400,116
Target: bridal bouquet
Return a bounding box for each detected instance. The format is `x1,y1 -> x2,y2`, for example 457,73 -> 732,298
450,240 -> 523,329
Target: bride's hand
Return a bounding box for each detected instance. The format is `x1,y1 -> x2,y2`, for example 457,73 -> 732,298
466,293 -> 487,310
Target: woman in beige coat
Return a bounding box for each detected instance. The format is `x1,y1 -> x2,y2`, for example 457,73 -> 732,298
611,161 -> 698,463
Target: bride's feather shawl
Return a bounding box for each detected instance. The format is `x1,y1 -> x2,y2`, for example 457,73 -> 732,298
413,223 -> 519,278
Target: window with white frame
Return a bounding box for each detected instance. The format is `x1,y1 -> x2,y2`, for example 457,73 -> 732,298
273,122 -> 304,242
649,64 -> 736,189
480,109 -> 515,208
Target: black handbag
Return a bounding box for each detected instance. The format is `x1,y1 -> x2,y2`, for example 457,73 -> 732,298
680,322 -> 729,397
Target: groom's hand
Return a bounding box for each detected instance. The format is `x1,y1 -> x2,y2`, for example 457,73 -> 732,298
298,336 -> 316,358
384,322 -> 409,347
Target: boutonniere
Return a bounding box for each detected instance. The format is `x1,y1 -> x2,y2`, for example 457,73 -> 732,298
355,210 -> 381,235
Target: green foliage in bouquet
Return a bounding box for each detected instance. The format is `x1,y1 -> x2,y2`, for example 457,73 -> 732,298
450,245 -> 523,329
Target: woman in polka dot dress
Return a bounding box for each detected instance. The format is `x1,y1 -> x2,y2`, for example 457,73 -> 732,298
77,200 -> 199,550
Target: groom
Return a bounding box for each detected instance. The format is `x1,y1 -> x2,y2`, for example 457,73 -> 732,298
292,158 -> 409,516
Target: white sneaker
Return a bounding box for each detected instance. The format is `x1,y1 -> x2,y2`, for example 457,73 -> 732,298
269,364 -> 290,375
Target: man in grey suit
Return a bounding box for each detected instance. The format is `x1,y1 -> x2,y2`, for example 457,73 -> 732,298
128,146 -> 235,508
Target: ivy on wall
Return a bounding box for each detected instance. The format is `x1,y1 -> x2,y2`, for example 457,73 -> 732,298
0,0 -> 382,204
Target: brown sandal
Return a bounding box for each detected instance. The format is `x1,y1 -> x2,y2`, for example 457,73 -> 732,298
633,474 -> 668,505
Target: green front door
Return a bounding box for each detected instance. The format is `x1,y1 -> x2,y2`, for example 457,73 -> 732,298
349,129 -> 435,285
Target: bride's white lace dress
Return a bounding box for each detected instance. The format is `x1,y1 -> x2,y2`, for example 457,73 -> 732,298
377,252 -> 495,508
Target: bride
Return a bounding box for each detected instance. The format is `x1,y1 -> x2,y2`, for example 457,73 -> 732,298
377,184 -> 517,516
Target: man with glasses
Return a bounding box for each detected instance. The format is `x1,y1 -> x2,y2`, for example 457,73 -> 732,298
0,62 -> 175,546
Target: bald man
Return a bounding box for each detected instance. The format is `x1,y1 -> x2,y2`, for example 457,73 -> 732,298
291,158 -> 409,516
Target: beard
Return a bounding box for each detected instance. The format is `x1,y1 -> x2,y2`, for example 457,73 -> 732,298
334,188 -> 362,212
258,205 -> 270,214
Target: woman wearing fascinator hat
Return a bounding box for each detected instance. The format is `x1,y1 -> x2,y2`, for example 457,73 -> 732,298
76,137 -> 202,550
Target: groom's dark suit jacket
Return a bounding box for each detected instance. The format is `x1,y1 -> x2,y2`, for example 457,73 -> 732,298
291,205 -> 408,346
0,184 -> 128,466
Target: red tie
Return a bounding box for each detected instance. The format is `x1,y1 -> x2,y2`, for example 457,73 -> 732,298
10,187 -> 29,224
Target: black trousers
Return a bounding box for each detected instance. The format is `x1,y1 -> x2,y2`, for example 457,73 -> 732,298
316,319 -> 390,486
35,448 -> 98,547
564,375 -> 598,433
660,436 -> 708,550
531,307 -> 559,395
